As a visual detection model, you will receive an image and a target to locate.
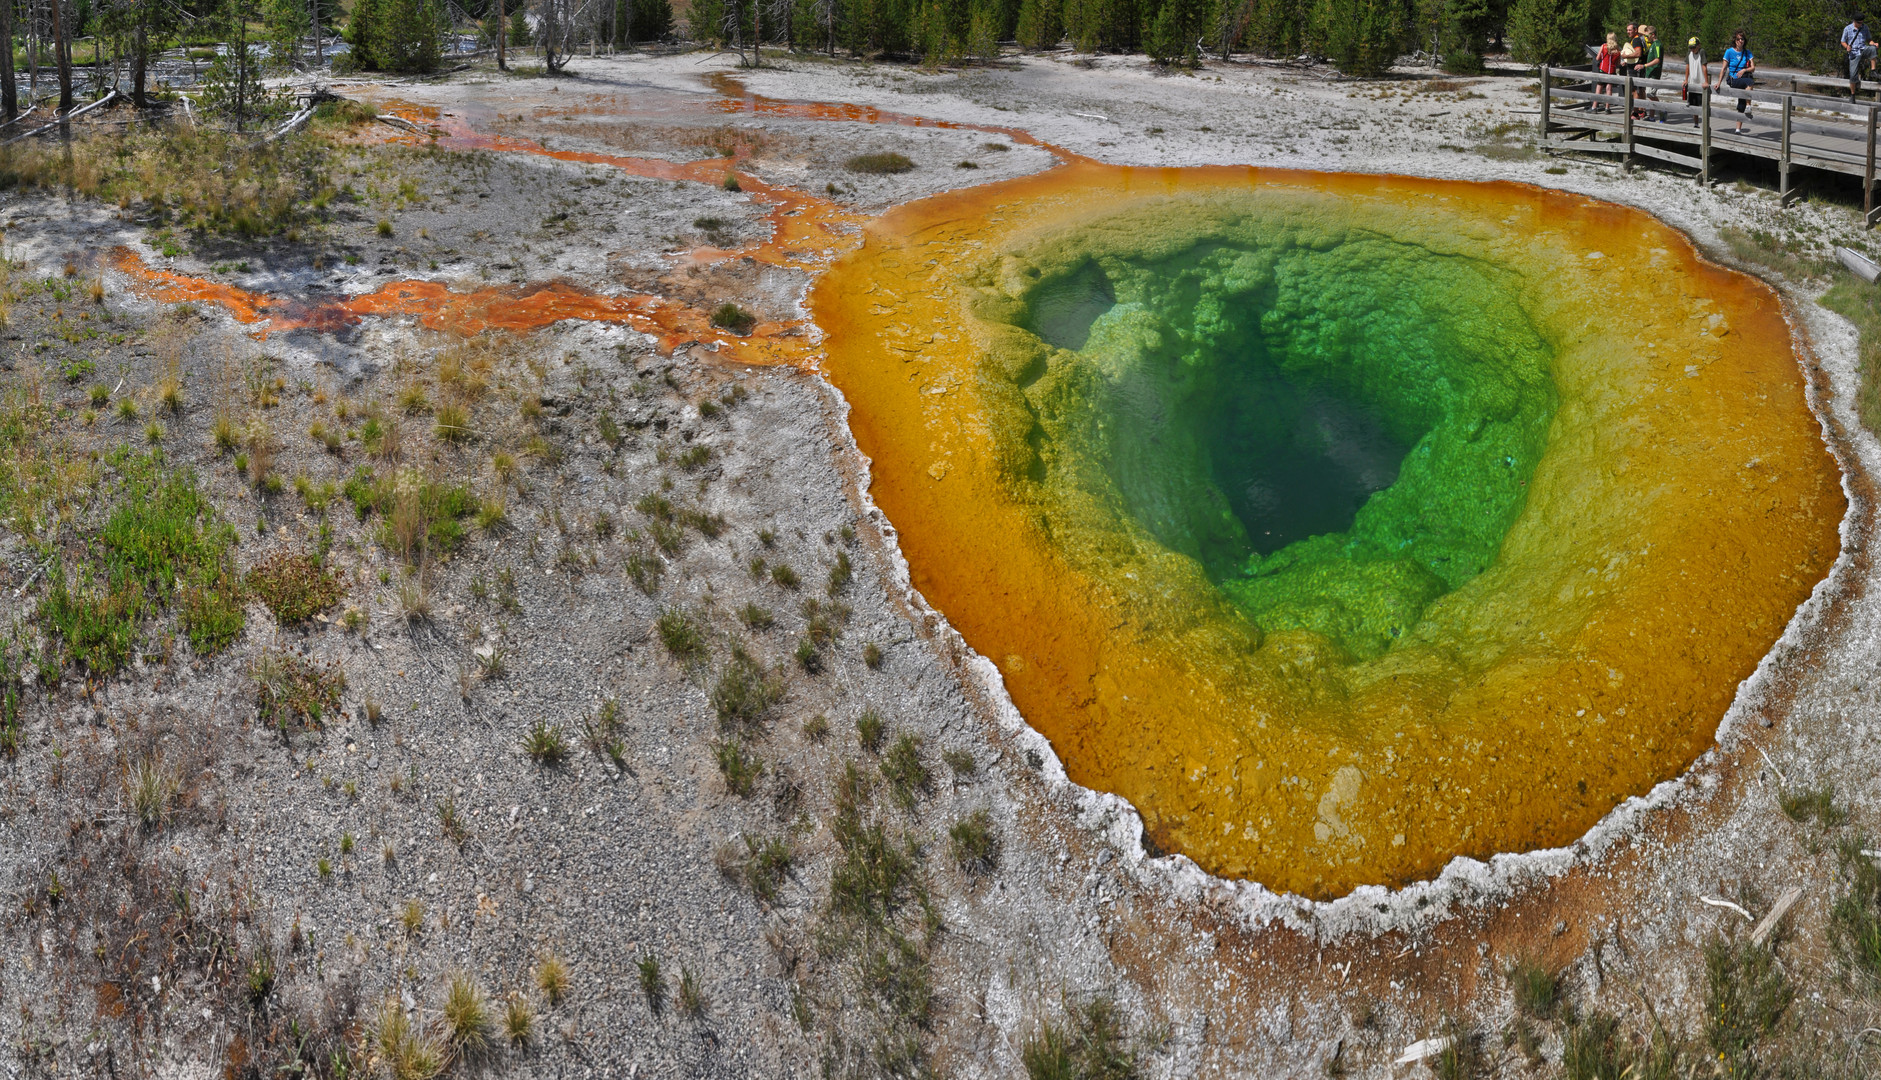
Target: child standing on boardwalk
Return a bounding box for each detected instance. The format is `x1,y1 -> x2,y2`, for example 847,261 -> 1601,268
1683,37 -> 1707,127
1597,33 -> 1620,113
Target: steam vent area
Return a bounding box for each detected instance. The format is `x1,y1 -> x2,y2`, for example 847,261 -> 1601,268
5,42 -> 1881,1080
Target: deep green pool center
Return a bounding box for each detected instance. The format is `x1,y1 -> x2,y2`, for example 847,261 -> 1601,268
1019,233 -> 1560,660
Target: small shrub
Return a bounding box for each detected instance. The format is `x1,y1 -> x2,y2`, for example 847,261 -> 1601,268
949,809 -> 999,875
721,173 -> 741,191
856,709 -> 886,753
846,152 -> 915,174
246,548 -> 347,624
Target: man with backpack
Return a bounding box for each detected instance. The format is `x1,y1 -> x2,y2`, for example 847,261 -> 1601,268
1846,15 -> 1876,98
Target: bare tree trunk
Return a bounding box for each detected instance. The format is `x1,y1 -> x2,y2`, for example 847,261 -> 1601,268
496,0 -> 506,69
48,0 -> 70,113
1,0 -> 18,120
314,0 -> 323,65
132,21 -> 146,106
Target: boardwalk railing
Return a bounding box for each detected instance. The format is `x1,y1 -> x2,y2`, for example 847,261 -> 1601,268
1539,65 -> 1881,227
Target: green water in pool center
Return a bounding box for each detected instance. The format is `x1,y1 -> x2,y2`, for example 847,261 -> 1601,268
1020,236 -> 1561,661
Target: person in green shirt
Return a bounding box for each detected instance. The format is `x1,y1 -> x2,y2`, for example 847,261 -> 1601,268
1638,25 -> 1665,120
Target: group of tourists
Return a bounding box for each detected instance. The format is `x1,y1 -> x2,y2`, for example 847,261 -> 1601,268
1587,18 -> 1881,136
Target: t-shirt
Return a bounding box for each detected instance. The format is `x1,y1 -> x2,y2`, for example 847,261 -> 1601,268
1846,23 -> 1871,50
1686,50 -> 1704,82
1724,47 -> 1753,80
1642,41 -> 1663,75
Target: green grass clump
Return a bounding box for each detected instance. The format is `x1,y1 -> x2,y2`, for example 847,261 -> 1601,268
737,833 -> 793,902
845,152 -> 915,174
523,722 -> 570,765
1508,956 -> 1560,1020
1832,835 -> 1881,987
638,954 -> 665,1013
1821,274 -> 1881,436
657,607 -> 706,662
1779,783 -> 1847,827
444,971 -> 491,1052
711,643 -> 784,729
948,809 -> 999,876
715,737 -> 763,796
880,733 -> 930,809
40,456 -> 237,672
711,303 -> 755,334
856,708 -> 886,753
1704,935 -> 1792,1078
1021,997 -> 1136,1080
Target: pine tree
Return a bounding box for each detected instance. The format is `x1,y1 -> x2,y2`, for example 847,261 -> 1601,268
688,0 -> 726,41
509,4 -> 534,44
633,0 -> 673,38
1015,0 -> 1062,47
1146,0 -> 1209,64
1437,0 -> 1492,71
1506,0 -> 1587,66
1313,0 -> 1412,74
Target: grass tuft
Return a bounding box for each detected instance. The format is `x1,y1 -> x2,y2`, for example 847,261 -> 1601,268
949,809 -> 1000,876
638,954 -> 666,1013
536,952 -> 571,1005
443,971 -> 492,1053
657,607 -> 707,662
846,152 -> 915,174
1021,997 -> 1136,1080
523,721 -> 570,765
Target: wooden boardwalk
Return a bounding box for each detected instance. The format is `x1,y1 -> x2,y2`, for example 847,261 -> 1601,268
1540,63 -> 1881,225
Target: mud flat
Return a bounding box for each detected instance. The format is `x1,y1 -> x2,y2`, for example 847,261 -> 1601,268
0,48 -> 1878,1078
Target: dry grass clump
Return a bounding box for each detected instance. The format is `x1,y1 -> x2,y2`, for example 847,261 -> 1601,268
535,952 -> 571,1004
443,971 -> 492,1053
845,152 -> 915,174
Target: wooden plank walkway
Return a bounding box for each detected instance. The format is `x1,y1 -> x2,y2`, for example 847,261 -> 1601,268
1539,64 -> 1881,226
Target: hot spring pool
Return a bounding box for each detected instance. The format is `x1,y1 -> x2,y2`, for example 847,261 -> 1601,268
812,163 -> 1844,898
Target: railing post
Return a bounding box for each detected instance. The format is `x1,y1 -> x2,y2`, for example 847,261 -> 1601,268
1540,64 -> 1551,143
1622,72 -> 1634,166
1869,106 -> 1878,229
1700,85 -> 1712,186
1780,96 -> 1794,207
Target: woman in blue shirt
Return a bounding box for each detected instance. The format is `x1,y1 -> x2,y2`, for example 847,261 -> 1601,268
1715,30 -> 1756,134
